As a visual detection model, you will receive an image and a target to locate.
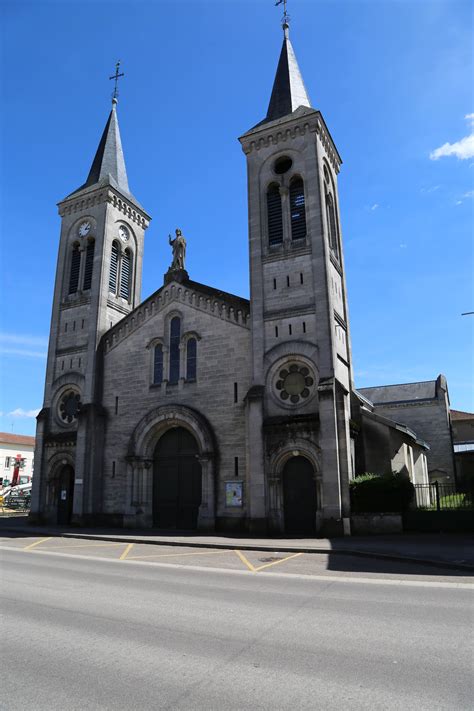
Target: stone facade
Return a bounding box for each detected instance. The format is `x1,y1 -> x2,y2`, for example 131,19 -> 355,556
31,24 -> 438,536
359,375 -> 456,483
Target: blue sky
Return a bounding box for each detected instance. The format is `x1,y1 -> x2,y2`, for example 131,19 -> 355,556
0,0 -> 473,436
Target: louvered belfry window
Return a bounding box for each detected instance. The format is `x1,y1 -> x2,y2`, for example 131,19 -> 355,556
69,244 -> 81,294
326,193 -> 340,260
109,242 -> 119,293
169,317 -> 181,384
290,177 -> 307,241
186,338 -> 197,381
154,344 -> 163,385
267,183 -> 283,246
119,249 -> 131,299
82,240 -> 95,291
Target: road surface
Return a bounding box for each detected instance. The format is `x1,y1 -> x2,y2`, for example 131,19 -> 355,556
1,539 -> 472,710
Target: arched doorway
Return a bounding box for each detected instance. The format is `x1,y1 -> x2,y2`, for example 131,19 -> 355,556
153,427 -> 202,530
282,456 -> 317,535
57,465 -> 74,525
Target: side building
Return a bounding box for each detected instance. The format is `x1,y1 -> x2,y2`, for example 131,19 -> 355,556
359,375 -> 456,483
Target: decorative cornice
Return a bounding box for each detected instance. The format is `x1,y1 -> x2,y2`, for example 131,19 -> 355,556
264,303 -> 315,320
240,111 -> 341,175
58,186 -> 150,229
103,281 -> 251,355
262,245 -> 312,264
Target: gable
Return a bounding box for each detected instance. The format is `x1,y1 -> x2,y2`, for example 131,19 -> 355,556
102,278 -> 250,355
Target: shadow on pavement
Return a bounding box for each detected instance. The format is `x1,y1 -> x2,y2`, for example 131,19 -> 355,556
0,514 -> 472,578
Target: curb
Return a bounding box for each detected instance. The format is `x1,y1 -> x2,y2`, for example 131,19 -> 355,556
1,524 -> 473,572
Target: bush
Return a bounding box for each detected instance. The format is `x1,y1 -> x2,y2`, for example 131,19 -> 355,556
350,472 -> 414,513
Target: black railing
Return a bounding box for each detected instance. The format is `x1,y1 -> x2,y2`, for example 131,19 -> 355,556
412,482 -> 473,511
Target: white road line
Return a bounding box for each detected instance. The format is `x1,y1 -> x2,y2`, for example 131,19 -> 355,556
0,545 -> 472,589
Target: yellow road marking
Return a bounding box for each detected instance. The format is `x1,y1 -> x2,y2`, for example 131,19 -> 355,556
254,552 -> 303,572
42,541 -> 125,550
23,537 -> 53,551
128,549 -> 226,561
234,549 -> 257,572
120,543 -> 134,560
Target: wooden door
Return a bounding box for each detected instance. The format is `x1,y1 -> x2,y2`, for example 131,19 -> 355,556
283,456 -> 316,535
153,428 -> 202,530
57,465 -> 74,525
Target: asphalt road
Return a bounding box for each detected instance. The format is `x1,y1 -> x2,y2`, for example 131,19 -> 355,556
1,545 -> 472,710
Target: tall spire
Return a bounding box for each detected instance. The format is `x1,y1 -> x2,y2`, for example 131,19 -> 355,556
67,97 -> 140,205
266,22 -> 312,122
80,98 -> 130,194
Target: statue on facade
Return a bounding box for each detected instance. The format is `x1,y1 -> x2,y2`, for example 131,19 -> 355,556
168,228 -> 186,271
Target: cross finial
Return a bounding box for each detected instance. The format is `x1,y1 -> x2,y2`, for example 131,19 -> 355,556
275,0 -> 290,28
109,61 -> 124,102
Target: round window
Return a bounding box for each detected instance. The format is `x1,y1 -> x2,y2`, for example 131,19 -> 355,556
58,390 -> 82,424
274,363 -> 315,405
274,156 -> 293,175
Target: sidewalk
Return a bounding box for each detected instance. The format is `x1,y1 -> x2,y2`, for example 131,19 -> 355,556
1,515 -> 473,571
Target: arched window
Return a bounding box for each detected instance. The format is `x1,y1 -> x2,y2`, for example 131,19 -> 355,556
267,183 -> 283,246
109,242 -> 119,293
153,344 -> 163,385
119,249 -> 131,300
169,317 -> 181,384
186,338 -> 197,381
69,244 -> 81,294
289,177 -> 306,240
326,193 -> 340,260
82,239 -> 95,291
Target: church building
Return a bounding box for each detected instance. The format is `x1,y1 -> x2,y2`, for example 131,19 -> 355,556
31,21 -> 431,536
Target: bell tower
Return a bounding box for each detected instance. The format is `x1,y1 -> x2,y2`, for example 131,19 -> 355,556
240,20 -> 353,535
31,96 -> 151,524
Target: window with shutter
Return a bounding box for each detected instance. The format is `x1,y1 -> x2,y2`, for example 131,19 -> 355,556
290,178 -> 306,241
186,338 -> 197,381
109,242 -> 119,293
326,193 -> 340,260
169,317 -> 181,383
119,249 -> 131,299
82,239 -> 95,291
154,344 -> 163,385
267,184 -> 283,246
69,244 -> 81,294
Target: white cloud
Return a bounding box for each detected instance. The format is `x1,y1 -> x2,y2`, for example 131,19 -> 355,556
420,185 -> 440,194
462,190 -> 474,199
0,333 -> 47,358
370,203 -> 379,211
8,408 -> 41,418
430,115 -> 474,160
399,243 -> 407,249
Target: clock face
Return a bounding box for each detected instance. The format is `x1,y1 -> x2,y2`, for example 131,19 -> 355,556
78,221 -> 91,238
119,225 -> 130,242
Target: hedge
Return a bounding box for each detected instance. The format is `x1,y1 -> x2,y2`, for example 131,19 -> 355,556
350,472 -> 414,513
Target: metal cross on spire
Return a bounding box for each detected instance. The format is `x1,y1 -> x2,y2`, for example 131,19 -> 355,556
109,61 -> 124,101
275,0 -> 290,27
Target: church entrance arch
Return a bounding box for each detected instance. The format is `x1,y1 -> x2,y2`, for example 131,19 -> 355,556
153,427 -> 202,530
57,465 -> 74,525
282,456 -> 316,535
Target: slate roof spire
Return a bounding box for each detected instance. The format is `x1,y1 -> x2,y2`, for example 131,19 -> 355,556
266,21 -> 312,122
82,97 -> 129,193
67,97 -> 142,207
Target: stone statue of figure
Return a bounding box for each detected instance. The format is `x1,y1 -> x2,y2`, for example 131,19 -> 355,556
168,228 -> 186,271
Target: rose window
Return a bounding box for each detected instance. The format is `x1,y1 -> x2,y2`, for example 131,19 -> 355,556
59,391 -> 82,424
276,364 -> 314,404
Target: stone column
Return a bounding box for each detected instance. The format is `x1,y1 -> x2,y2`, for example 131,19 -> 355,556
245,386 -> 267,534
197,452 -> 215,532
317,378 -> 344,536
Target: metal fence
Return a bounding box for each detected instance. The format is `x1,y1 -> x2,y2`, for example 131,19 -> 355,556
412,482 -> 473,511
